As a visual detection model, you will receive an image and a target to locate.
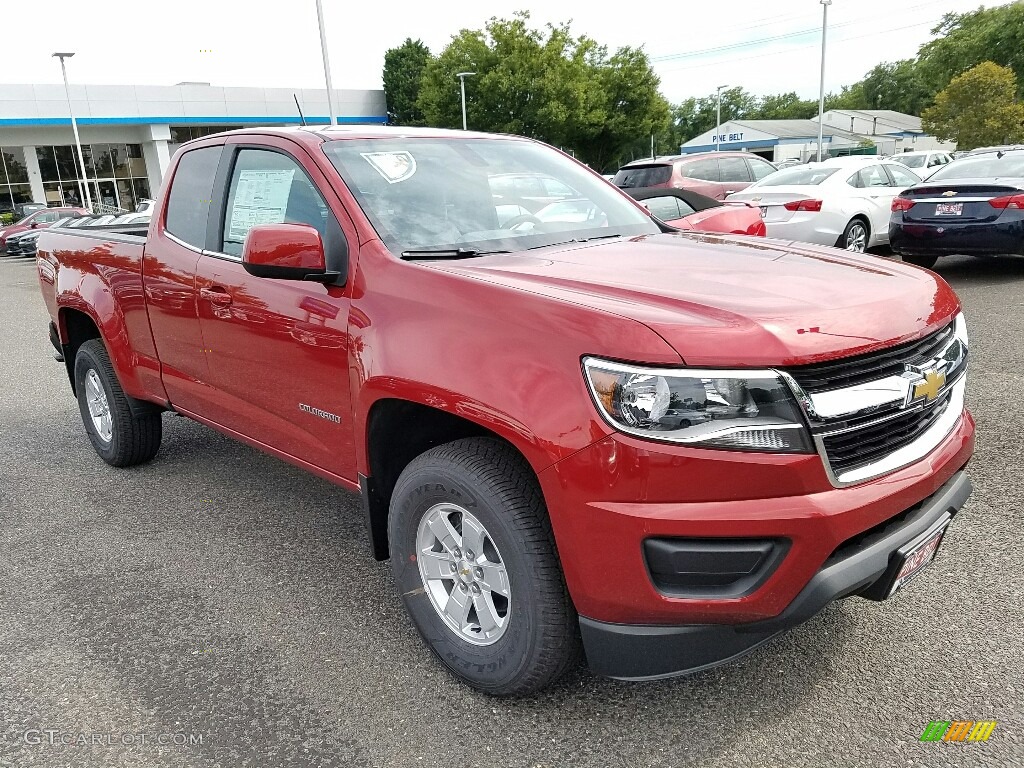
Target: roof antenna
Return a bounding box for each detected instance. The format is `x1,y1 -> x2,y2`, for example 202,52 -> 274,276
293,93 -> 308,127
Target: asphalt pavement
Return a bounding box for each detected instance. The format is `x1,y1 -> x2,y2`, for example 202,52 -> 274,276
1,253 -> 1021,768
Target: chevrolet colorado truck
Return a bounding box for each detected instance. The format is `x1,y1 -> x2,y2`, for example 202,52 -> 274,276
36,127 -> 974,696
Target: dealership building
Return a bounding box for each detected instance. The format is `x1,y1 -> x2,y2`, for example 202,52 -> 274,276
0,82 -> 386,214
680,110 -> 955,162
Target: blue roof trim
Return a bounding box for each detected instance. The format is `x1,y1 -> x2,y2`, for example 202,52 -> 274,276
0,115 -> 388,127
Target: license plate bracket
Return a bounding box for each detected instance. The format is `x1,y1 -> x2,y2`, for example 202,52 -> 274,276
884,513 -> 952,598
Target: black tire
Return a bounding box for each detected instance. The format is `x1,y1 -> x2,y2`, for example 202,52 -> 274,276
389,437 -> 580,696
901,253 -> 939,269
74,338 -> 162,467
837,218 -> 870,252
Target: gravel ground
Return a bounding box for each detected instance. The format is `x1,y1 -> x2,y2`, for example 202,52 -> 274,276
0,253 -> 1021,768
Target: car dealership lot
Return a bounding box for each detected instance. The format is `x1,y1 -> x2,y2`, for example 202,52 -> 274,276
0,255 -> 1021,767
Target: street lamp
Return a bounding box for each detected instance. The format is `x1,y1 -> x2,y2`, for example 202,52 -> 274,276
456,72 -> 476,130
817,0 -> 833,162
715,84 -> 730,152
314,0 -> 337,126
52,52 -> 92,211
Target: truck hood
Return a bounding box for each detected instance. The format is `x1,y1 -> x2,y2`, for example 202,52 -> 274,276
429,233 -> 960,367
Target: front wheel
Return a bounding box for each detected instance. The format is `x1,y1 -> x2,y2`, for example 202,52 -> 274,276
839,218 -> 869,252
388,437 -> 580,696
901,253 -> 939,269
74,339 -> 162,467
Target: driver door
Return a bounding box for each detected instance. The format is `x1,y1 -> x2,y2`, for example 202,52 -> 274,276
193,139 -> 356,479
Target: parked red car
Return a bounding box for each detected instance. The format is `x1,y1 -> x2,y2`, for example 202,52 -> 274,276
626,187 -> 766,236
613,152 -> 777,200
1,206 -> 88,253
37,127 -> 972,696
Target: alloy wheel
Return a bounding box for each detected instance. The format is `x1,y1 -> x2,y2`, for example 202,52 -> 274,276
415,503 -> 511,645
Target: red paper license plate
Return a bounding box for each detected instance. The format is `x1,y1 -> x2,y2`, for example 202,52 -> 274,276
887,515 -> 951,597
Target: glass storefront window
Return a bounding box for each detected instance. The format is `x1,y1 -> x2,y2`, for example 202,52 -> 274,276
127,144 -> 147,177
1,148 -> 29,184
36,147 -> 58,182
30,143 -> 154,211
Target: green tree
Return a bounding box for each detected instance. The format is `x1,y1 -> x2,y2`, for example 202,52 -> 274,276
861,60 -> 930,114
382,38 -> 432,125
918,4 -> 1024,96
922,61 -> 1024,149
754,92 -> 818,120
417,13 -> 669,170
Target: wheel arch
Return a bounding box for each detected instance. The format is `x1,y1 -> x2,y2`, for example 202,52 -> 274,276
360,397 -> 540,561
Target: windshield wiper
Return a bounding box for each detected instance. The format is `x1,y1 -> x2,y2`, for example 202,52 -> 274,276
400,247 -> 509,261
527,233 -> 624,250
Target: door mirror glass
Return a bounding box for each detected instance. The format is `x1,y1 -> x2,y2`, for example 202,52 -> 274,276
242,223 -> 336,282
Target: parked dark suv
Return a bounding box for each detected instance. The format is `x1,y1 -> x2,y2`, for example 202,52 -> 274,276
613,152 -> 777,200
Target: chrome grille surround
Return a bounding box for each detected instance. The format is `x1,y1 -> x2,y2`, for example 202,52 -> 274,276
778,318 -> 968,488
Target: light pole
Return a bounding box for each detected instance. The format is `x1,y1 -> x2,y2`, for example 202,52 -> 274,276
715,84 -> 730,152
817,0 -> 833,162
52,52 -> 92,211
314,0 -> 337,126
456,72 -> 475,130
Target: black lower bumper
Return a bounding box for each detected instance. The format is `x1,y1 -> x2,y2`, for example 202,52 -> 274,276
890,218 -> 1024,257
580,471 -> 973,680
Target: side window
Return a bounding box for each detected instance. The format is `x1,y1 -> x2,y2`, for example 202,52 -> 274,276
847,171 -> 865,189
34,211 -> 61,223
859,165 -> 890,188
683,159 -> 720,182
748,158 -> 776,181
643,196 -> 682,221
165,146 -> 224,249
885,164 -> 920,187
221,149 -> 331,257
718,157 -> 752,183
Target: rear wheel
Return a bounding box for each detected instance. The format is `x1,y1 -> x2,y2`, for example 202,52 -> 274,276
839,218 -> 869,252
74,339 -> 162,466
388,437 -> 580,696
901,253 -> 939,269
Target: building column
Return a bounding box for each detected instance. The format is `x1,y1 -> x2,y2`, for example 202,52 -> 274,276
142,124 -> 172,197
22,146 -> 46,204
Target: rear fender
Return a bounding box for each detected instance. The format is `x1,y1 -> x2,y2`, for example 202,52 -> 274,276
56,270 -> 149,402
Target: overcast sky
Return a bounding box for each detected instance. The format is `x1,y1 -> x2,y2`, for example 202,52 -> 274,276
2,0 -> 1011,103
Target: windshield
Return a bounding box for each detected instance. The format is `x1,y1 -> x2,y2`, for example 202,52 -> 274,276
755,166 -> 838,186
896,155 -> 927,168
323,137 -> 658,254
928,152 -> 1024,181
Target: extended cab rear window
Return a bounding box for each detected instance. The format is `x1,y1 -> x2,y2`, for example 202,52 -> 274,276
165,146 -> 224,249
612,165 -> 672,188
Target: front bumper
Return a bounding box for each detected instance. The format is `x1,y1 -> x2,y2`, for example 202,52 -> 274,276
579,470 -> 972,680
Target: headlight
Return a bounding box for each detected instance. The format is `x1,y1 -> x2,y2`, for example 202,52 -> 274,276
583,357 -> 812,453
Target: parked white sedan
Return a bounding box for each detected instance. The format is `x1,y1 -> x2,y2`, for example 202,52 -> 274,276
727,157 -> 922,251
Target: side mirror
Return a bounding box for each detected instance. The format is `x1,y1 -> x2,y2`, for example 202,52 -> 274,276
242,223 -> 339,283
30,221 -> 40,229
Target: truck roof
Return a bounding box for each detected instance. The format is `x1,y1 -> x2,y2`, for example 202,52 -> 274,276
191,125 -> 526,149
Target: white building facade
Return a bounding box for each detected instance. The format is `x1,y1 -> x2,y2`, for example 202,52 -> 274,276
0,83 -> 386,214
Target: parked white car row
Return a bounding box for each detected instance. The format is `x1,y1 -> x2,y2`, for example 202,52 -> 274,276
726,157 -> 923,252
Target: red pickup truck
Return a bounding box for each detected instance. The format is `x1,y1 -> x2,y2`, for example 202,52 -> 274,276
36,127 -> 974,696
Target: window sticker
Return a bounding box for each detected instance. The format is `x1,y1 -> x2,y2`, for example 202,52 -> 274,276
361,151 -> 417,184
227,169 -> 295,242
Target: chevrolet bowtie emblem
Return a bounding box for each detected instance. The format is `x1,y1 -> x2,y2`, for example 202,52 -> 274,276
942,190 -> 957,197
913,369 -> 946,402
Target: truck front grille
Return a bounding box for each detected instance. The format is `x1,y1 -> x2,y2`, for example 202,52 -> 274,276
820,390 -> 954,475
787,324 -> 954,394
